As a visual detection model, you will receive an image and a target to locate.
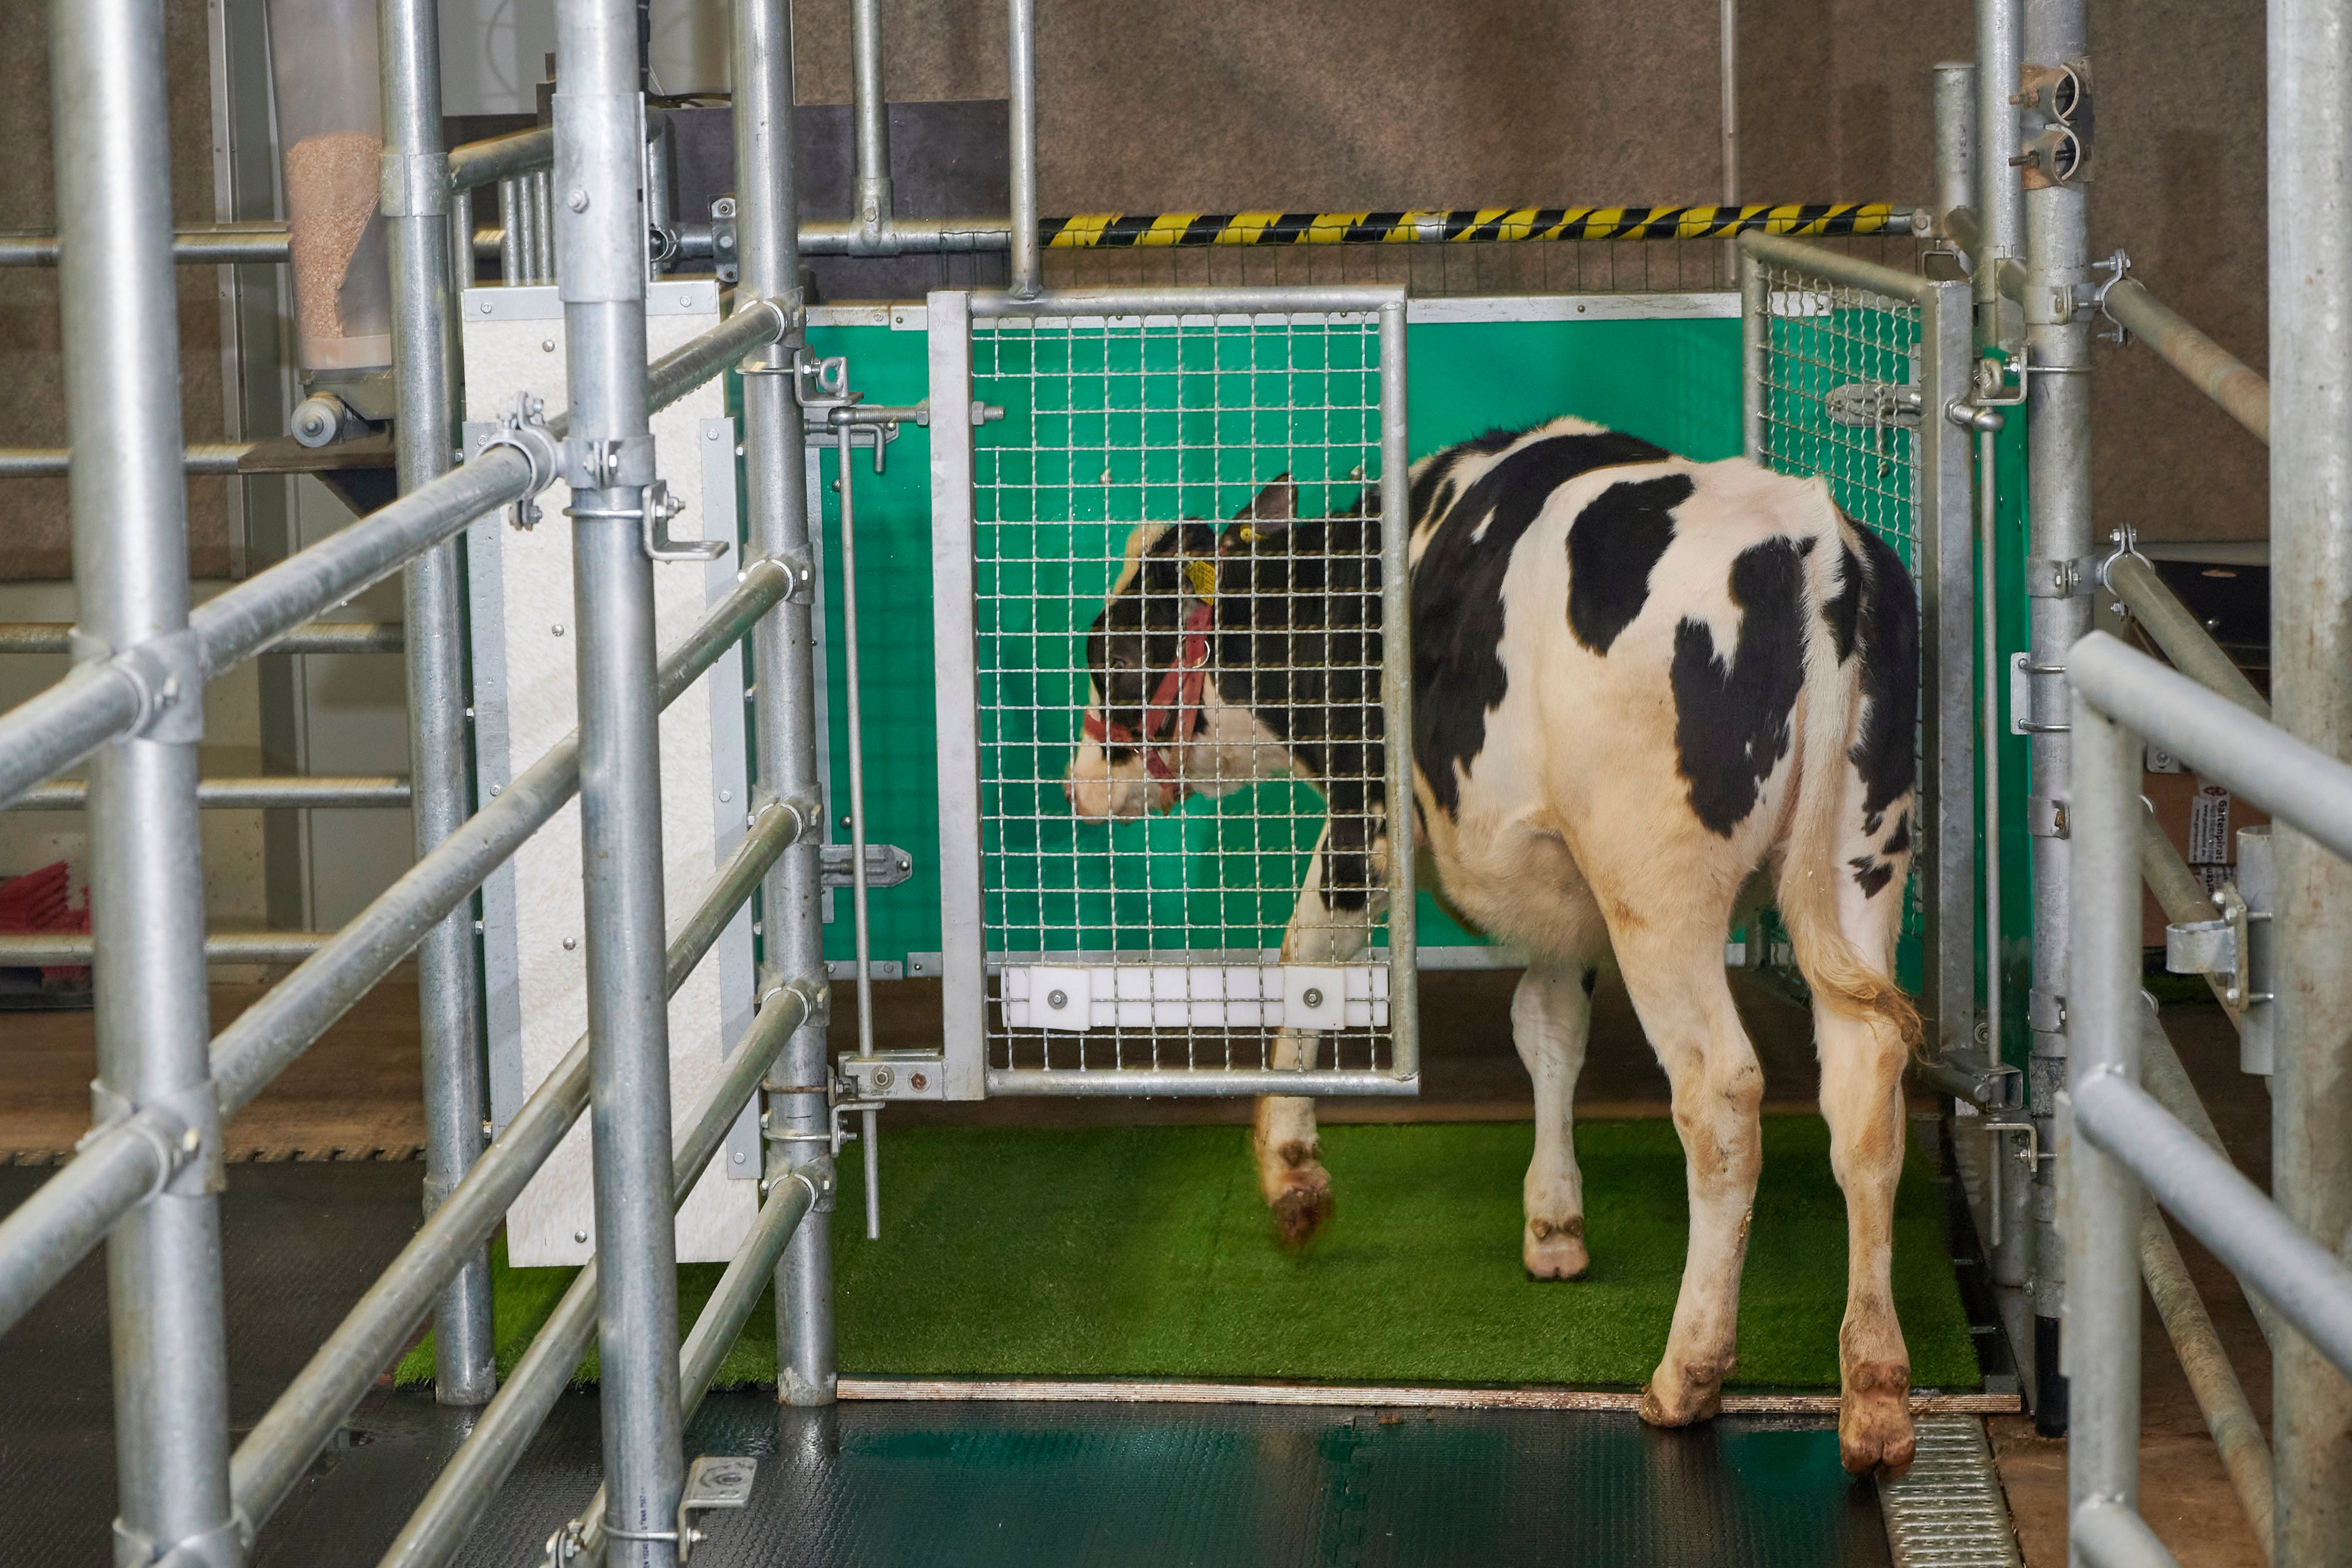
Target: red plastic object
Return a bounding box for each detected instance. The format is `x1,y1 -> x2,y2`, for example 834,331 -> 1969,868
0,860 -> 93,988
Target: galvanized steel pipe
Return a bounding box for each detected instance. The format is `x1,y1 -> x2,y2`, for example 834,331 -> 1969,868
447,125 -> 553,192
2266,0 -> 2352,1540
2103,279 -> 2269,445
2106,553 -> 2268,719
52,0 -> 240,1552
369,981 -> 819,1568
0,222 -> 291,266
0,443 -> 249,478
229,805 -> 816,1540
730,0 -> 835,1410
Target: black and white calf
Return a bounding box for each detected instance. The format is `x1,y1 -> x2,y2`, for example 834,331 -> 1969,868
1066,416 -> 1924,1478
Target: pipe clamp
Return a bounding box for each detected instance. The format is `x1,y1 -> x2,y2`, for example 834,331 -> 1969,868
112,628 -> 208,744
474,393 -> 561,530
379,151 -> 450,219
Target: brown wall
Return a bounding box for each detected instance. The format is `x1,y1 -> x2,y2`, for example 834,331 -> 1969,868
0,0 -> 2273,579
792,0 -> 2271,547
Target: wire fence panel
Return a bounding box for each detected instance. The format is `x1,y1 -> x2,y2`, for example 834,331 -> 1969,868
1737,238 -> 1977,1058
933,290 -> 1416,1095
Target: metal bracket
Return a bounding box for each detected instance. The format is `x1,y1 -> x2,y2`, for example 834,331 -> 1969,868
709,196 -> 738,284
475,392 -> 562,531
2091,249 -> 2133,343
86,1076 -> 222,1198
1826,381 -> 1922,429
1921,1048 -> 2023,1111
558,431 -> 656,492
820,842 -> 913,890
1980,1119 -> 2041,1248
676,1454 -> 756,1563
2027,794 -> 2069,839
839,1050 -> 947,1101
636,479 -> 726,562
111,628 -> 208,744
2024,553 -> 2102,599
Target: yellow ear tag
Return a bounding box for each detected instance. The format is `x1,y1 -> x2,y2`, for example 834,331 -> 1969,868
1185,558 -> 1219,602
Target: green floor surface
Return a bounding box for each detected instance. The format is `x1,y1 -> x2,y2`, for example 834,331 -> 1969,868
396,1117 -> 1976,1391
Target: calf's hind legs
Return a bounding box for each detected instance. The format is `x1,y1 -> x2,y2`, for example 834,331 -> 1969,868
1513,960 -> 1596,1279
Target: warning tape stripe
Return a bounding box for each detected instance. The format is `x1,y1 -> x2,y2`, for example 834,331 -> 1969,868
1040,203 -> 1907,248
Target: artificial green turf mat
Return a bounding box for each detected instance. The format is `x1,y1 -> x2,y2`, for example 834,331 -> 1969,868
396,1117 -> 1976,1390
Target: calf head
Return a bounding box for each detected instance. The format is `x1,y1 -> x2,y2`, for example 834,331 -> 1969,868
1064,479 -> 1301,819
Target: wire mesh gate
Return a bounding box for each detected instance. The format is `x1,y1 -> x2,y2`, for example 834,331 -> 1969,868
928,286 -> 1417,1098
1737,234 -> 1979,1060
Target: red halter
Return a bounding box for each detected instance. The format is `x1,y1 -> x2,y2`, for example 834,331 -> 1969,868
1081,594 -> 1217,806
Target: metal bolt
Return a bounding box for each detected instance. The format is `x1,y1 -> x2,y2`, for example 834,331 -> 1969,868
552,623 -> 566,636
566,188 -> 590,212
910,1072 -> 928,1091
541,338 -> 555,352
1303,987 -> 1325,1009
1047,989 -> 1069,1010
574,1230 -> 588,1244
873,1066 -> 896,1090
563,936 -> 577,950
719,789 -> 732,802
731,1150 -> 746,1164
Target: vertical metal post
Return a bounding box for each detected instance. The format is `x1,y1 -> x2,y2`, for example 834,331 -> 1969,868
833,423 -> 881,1238
1718,0 -> 1738,204
927,291 -> 985,1102
1975,0 -> 2025,347
55,0 -> 240,1559
2065,691 -> 2145,1568
2023,0 -> 2089,1440
383,0 -> 496,1408
1933,63 -> 1977,236
1378,299 -> 1418,1080
849,0 -> 891,252
2268,0 -> 2352,1554
499,177 -> 524,281
734,0 -> 836,1405
1918,278 -> 1981,1076
1739,251 -> 1766,463
555,0 -> 685,1553
1006,0 -> 1039,297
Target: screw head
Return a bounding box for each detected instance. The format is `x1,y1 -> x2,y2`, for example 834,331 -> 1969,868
910,1072 -> 928,1091
552,623 -> 566,636
872,1066 -> 896,1090
1047,989 -> 1070,1010
541,338 -> 555,352
562,936 -> 577,950
574,1230 -> 588,1244
1302,987 -> 1325,1009
566,187 -> 590,212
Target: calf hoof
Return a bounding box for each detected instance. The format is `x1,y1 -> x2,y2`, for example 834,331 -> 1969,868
1838,1361 -> 1916,1478
1523,1216 -> 1589,1280
1637,1354 -> 1733,1428
1269,1165 -> 1335,1252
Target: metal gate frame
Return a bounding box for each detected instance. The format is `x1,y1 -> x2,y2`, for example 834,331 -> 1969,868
928,284 -> 1417,1100
1736,233 -> 1979,1062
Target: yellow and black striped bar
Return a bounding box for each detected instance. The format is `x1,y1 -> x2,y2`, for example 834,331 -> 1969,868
1043,203 -> 1912,248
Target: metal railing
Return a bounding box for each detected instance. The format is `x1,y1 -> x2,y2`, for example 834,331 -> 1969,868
2067,633 -> 2352,1568
0,0 -> 830,1549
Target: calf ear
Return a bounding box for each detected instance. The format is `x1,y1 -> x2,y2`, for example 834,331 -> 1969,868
1234,473 -> 1296,522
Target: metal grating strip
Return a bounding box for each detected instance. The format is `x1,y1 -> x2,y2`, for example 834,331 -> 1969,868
1878,1414 -> 2023,1567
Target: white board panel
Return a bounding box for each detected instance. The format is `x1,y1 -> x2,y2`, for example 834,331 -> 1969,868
462,284 -> 755,1266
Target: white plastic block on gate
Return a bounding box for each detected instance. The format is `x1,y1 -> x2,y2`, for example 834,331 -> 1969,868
1282,966 -> 1346,1032
1342,963 -> 1391,1030
1007,964 -> 1092,1031
459,281 -> 751,1267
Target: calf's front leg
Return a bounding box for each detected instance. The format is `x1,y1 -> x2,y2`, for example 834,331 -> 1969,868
1250,823 -> 1377,1250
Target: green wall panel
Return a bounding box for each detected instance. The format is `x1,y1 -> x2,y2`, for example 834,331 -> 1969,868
804,309 -> 1742,966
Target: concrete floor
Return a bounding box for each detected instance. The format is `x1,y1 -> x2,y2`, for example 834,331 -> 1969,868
0,966 -> 2274,1565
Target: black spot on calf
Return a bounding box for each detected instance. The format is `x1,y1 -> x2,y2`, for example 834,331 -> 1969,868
1823,540 -> 1864,663
1566,473 -> 1692,654
1670,537 -> 1809,836
1411,430 -> 1670,816
1846,526 -> 1920,822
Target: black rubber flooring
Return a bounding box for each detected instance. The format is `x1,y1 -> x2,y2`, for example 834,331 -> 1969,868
1,1163 -> 1890,1568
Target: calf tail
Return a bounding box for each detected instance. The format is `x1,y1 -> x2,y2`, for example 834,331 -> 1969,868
1775,514 -> 1924,1054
